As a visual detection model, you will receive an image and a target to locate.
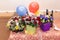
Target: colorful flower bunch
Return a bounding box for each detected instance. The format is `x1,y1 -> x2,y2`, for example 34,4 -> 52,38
7,9 -> 53,35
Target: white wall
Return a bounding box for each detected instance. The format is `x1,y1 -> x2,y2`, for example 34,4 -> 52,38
0,0 -> 60,11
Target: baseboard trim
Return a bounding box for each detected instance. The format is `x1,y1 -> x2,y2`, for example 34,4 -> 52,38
0,10 -> 60,12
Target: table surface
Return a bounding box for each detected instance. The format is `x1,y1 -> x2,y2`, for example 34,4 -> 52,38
0,11 -> 60,40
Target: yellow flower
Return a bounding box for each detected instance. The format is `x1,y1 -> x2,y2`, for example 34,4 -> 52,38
15,26 -> 19,30
6,23 -> 10,28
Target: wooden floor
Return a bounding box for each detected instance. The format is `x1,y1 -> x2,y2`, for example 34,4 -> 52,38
0,11 -> 60,40
0,12 -> 14,40
0,18 -> 10,40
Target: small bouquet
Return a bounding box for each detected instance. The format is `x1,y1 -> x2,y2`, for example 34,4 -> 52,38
7,16 -> 25,32
24,16 -> 37,35
40,9 -> 53,31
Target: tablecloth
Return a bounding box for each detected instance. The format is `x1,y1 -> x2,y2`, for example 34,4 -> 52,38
8,27 -> 60,40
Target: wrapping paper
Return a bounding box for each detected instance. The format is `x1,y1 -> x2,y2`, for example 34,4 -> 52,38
8,27 -> 60,40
